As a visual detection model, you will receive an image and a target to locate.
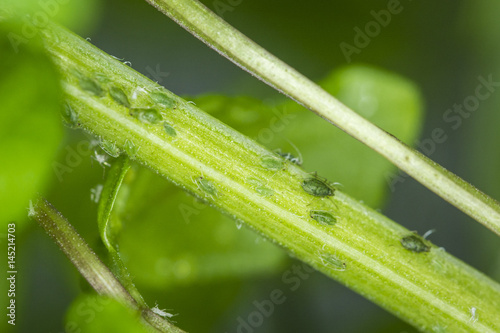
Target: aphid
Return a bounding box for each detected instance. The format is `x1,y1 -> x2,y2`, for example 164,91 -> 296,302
276,151 -> 302,166
400,233 -> 431,253
92,151 -> 111,168
195,176 -> 217,198
27,200 -> 35,218
98,138 -> 120,158
151,91 -> 176,108
319,253 -> 346,271
130,87 -> 149,102
469,307 -> 478,324
151,305 -> 175,319
310,210 -> 337,226
163,122 -> 177,137
255,187 -> 274,197
301,177 -> 335,198
78,76 -> 104,97
124,140 -> 139,159
245,177 -> 273,196
260,155 -> 284,171
130,108 -> 162,124
70,68 -> 84,80
275,138 -> 303,166
109,85 -> 130,107
246,177 -> 264,187
95,73 -> 110,84
61,103 -> 79,128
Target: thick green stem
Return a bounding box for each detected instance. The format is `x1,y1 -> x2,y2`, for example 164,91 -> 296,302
143,0 -> 500,236
29,197 -> 185,333
38,22 -> 500,332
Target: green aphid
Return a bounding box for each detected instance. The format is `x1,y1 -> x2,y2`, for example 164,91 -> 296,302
151,91 -> 176,108
310,210 -> 337,226
99,139 -> 120,158
400,233 -> 431,253
195,177 -> 217,197
320,254 -> 346,271
246,177 -> 264,187
277,151 -> 302,166
61,103 -> 79,128
260,155 -> 284,171
70,68 -> 84,80
130,108 -> 162,124
124,140 -> 139,159
301,177 -> 335,197
95,73 -> 110,84
255,187 -> 274,197
78,76 -> 104,97
163,122 -> 177,137
109,85 -> 130,107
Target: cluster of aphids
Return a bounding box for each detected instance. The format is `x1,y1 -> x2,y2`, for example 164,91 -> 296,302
68,68 -> 178,140
258,149 -> 338,227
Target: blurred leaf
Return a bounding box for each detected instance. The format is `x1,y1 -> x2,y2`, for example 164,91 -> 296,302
65,294 -> 149,333
118,166 -> 285,289
193,64 -> 423,208
0,21 -> 63,228
1,0 -> 101,34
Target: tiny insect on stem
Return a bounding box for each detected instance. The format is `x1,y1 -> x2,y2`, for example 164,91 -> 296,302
301,177 -> 335,198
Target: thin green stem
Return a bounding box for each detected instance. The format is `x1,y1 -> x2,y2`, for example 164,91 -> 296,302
97,155 -> 147,307
29,197 -> 185,333
38,22 -> 500,332
143,0 -> 500,236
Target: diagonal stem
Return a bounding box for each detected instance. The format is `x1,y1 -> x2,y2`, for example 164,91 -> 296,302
143,0 -> 500,236
29,197 -> 186,333
36,21 -> 500,332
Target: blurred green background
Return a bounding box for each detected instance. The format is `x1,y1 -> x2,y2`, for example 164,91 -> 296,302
1,0 -> 500,332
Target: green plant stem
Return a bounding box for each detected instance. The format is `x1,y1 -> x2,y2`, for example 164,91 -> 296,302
142,0 -> 500,236
38,22 -> 500,332
29,197 -> 185,333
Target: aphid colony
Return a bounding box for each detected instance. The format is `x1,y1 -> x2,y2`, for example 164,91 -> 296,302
74,68 -> 339,227
73,68 -> 177,139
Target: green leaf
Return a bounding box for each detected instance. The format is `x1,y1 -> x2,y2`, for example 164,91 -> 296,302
193,64 -> 423,208
97,155 -> 147,307
65,294 -> 150,333
98,155 -> 130,251
0,21 -> 63,228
